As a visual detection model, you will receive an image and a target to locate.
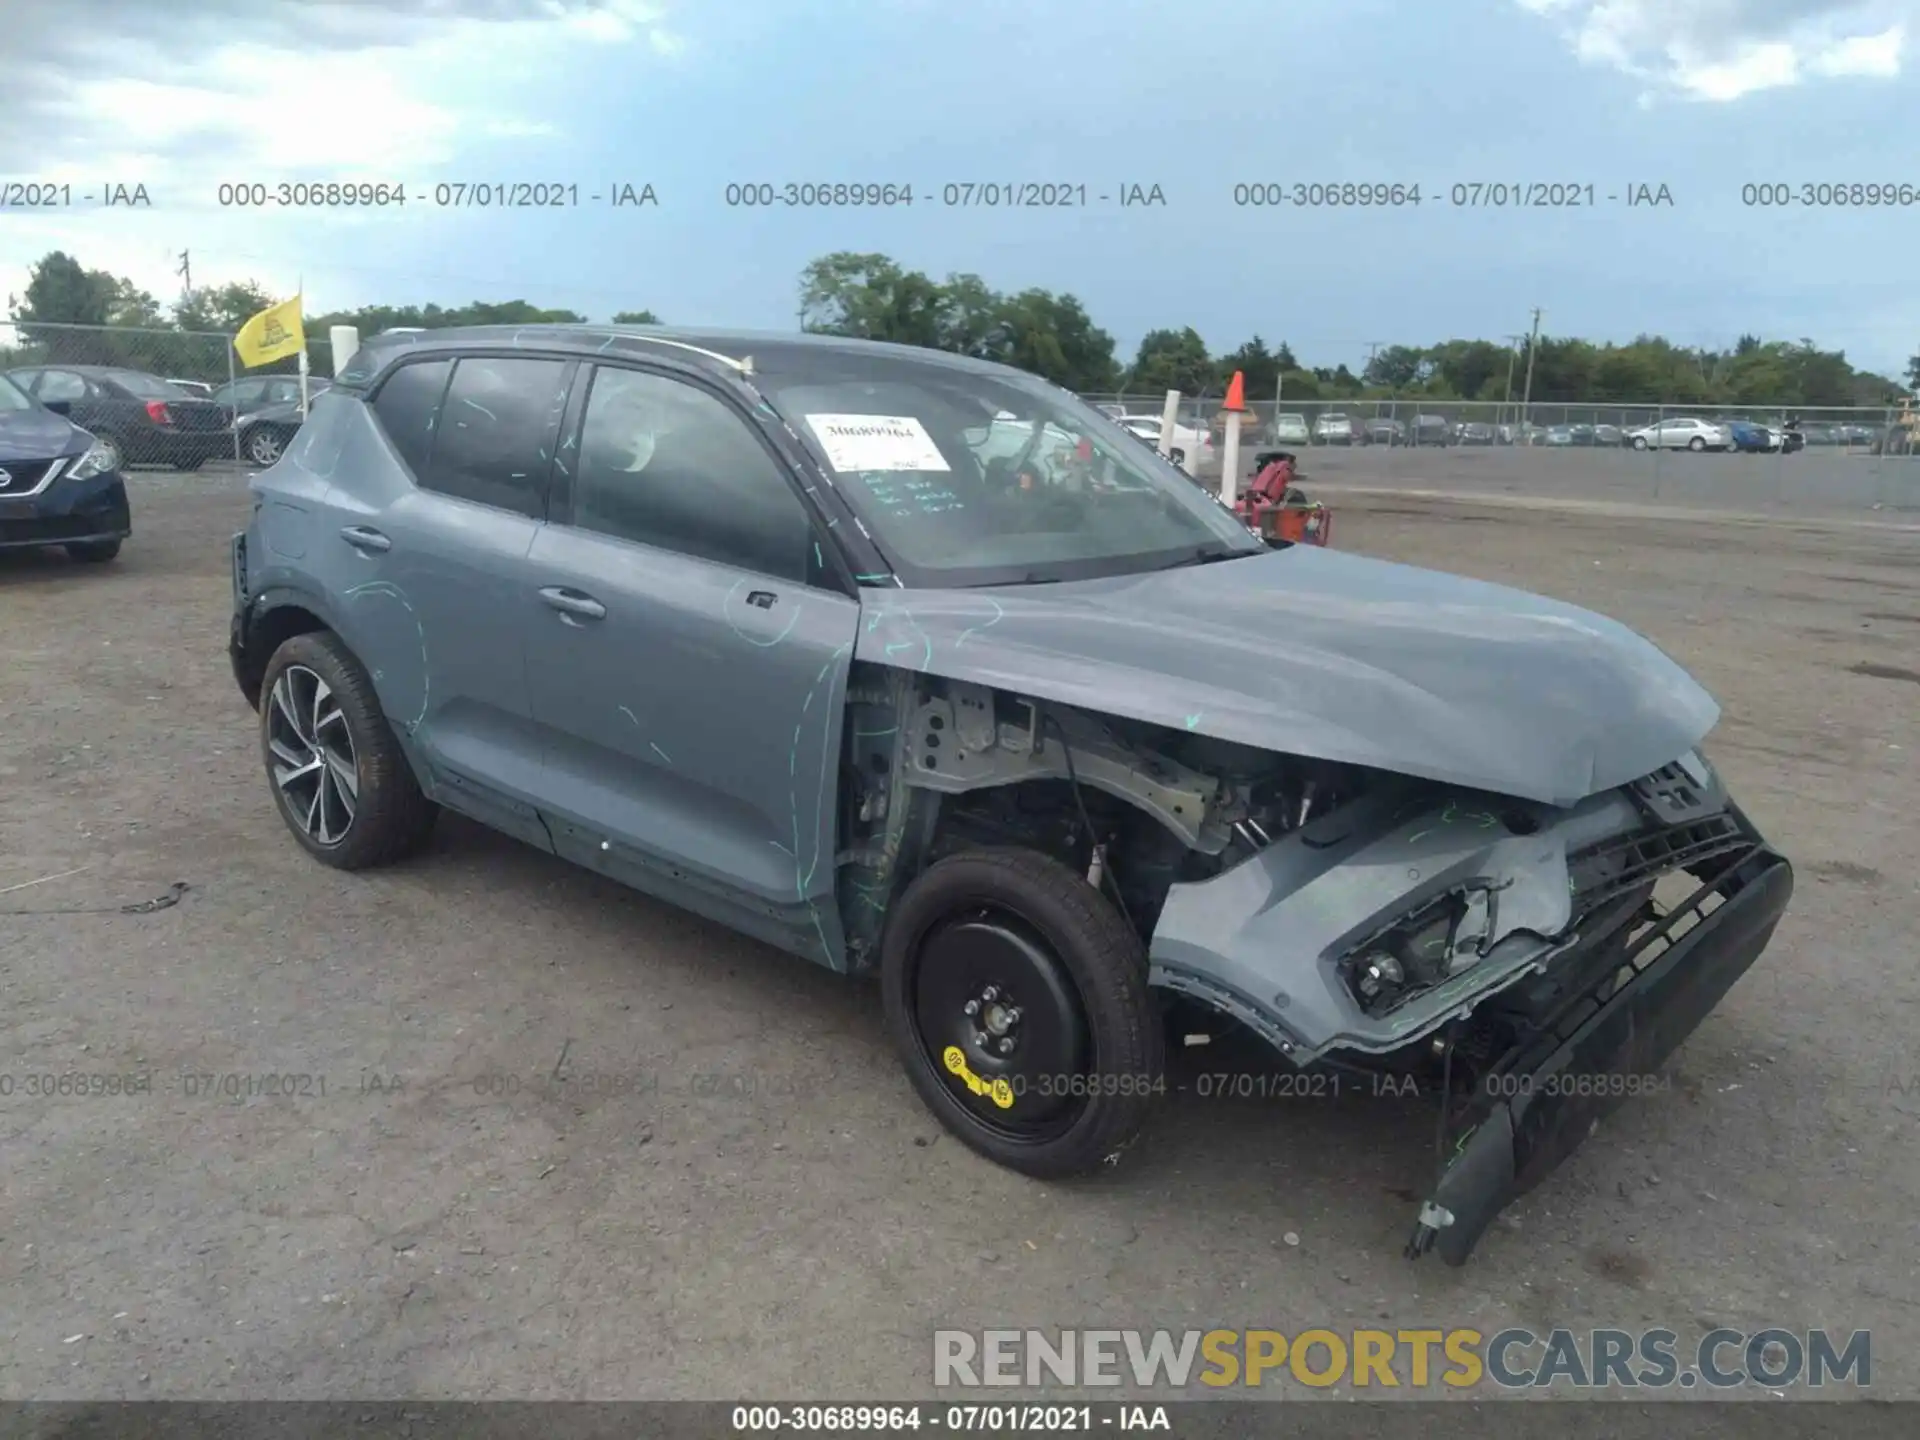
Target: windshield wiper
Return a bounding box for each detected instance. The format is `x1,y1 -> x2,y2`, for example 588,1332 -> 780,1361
1154,543 -> 1249,571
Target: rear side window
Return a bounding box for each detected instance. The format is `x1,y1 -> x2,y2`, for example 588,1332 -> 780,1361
371,359 -> 453,477
422,357 -> 571,518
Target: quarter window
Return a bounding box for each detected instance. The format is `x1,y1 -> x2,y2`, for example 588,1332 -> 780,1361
371,359 -> 452,478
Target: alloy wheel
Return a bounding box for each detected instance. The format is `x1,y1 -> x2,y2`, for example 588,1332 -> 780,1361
267,665 -> 359,845
247,428 -> 285,466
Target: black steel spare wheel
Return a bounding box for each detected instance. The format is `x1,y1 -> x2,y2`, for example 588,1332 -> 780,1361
914,911 -> 1089,1136
881,848 -> 1164,1177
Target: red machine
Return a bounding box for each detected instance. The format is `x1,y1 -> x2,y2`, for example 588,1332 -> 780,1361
1233,450 -> 1331,546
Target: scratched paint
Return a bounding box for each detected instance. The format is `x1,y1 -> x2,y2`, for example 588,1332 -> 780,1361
723,577 -> 802,647
343,581 -> 429,732
952,597 -> 1005,650
789,640 -> 855,959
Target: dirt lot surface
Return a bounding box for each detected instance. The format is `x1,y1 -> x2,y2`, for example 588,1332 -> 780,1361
2,465 -> 1916,1401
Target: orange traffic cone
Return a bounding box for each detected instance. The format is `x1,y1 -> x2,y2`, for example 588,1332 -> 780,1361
1223,370 -> 1246,411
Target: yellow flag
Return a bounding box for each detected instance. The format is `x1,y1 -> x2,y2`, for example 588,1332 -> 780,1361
233,294 -> 305,369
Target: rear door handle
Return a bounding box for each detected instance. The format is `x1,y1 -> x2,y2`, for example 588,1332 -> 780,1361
747,590 -> 778,609
538,586 -> 607,622
339,525 -> 391,554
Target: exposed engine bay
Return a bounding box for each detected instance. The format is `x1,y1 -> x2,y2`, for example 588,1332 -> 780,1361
837,666 -> 1756,1085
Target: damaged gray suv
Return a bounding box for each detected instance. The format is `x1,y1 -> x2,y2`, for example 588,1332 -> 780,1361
229,326 -> 1794,1263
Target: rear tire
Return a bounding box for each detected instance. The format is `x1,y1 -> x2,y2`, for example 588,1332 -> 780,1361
881,847 -> 1164,1178
66,539 -> 121,563
1689,436 -> 1706,451
259,630 -> 438,870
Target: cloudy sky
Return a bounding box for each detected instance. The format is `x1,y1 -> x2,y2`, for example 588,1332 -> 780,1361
2,0 -> 1916,374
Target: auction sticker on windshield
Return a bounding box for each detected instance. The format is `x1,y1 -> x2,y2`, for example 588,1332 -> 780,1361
806,414 -> 951,472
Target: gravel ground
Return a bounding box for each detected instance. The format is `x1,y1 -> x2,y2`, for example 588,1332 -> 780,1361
1,464 -> 1916,1402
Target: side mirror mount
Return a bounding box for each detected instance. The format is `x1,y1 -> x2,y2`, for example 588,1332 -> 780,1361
42,398 -> 71,416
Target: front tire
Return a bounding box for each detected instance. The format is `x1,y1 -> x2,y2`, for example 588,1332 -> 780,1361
259,631 -> 437,870
1688,436 -> 1706,451
881,848 -> 1164,1178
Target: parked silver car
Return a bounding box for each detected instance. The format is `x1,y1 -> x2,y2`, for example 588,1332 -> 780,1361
1626,417 -> 1730,451
228,325 -> 1793,1263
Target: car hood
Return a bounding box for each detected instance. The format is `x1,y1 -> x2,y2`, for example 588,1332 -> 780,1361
854,546 -> 1718,806
0,406 -> 86,462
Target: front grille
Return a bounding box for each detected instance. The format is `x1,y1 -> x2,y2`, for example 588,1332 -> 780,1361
1568,810 -> 1747,911
0,459 -> 54,494
1630,758 -> 1720,823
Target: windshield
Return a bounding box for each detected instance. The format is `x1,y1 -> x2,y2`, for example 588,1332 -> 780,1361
0,375 -> 31,412
759,357 -> 1261,586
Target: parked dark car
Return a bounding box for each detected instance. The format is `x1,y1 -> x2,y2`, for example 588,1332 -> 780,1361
229,378 -> 332,467
1363,418 -> 1405,445
4,365 -> 234,470
1411,414 -> 1451,447
1592,424 -> 1624,446
0,371 -> 130,563
1453,421 -> 1495,445
227,323 -> 1793,1265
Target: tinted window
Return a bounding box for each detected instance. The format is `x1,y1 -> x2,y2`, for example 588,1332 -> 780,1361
216,379 -> 267,407
37,371 -> 85,402
569,366 -> 816,583
371,359 -> 453,478
422,357 -> 569,518
106,370 -> 185,399
0,376 -> 31,412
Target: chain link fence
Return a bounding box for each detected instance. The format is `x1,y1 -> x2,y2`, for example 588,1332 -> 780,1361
0,321 -> 343,468
1079,393 -> 1920,515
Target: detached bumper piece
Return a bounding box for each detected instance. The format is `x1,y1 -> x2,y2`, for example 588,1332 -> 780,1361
1405,836 -> 1793,1265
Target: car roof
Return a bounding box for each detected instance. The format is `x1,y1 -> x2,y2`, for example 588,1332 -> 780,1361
336,323 -> 1040,389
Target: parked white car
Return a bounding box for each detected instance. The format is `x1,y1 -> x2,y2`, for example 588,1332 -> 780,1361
1117,413 -> 1212,471
1271,412 -> 1311,445
1625,417 -> 1730,452
1313,412 -> 1357,445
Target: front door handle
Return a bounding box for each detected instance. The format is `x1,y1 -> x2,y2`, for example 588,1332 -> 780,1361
746,590 -> 778,609
339,525 -> 391,554
538,586 -> 607,622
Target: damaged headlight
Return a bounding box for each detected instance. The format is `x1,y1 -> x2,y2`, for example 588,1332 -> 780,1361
1342,884 -> 1501,1016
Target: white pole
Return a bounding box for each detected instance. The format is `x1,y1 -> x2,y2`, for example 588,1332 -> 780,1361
1220,411 -> 1243,505
297,347 -> 311,416
1158,388 -> 1180,459
329,324 -> 360,375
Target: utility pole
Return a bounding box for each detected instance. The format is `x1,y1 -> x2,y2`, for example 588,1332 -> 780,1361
1499,333 -> 1525,427
1518,308 -> 1543,432
176,250 -> 192,297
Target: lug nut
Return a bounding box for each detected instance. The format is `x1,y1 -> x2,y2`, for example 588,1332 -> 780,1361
1005,1008 -> 1021,1025
981,986 -> 999,1002
998,1037 -> 1015,1055
964,1000 -> 980,1016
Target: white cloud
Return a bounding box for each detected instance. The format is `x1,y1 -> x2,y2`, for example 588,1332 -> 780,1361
1514,0 -> 1912,99
0,1 -> 687,321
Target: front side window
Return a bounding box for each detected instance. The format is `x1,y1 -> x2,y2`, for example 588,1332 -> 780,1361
566,366 -> 818,584
0,375 -> 32,412
421,357 -> 571,518
758,356 -> 1257,586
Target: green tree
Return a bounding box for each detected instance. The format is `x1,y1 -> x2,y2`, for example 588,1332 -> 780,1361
610,309 -> 661,324
175,280 -> 280,334
1217,335 -> 1280,398
1128,327 -> 1212,394
1362,344 -> 1423,391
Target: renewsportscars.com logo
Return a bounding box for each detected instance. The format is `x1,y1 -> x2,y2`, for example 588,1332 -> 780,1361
933,1327 -> 1871,1391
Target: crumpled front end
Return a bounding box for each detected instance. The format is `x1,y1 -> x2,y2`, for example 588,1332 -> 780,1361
1146,749 -> 1793,1262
